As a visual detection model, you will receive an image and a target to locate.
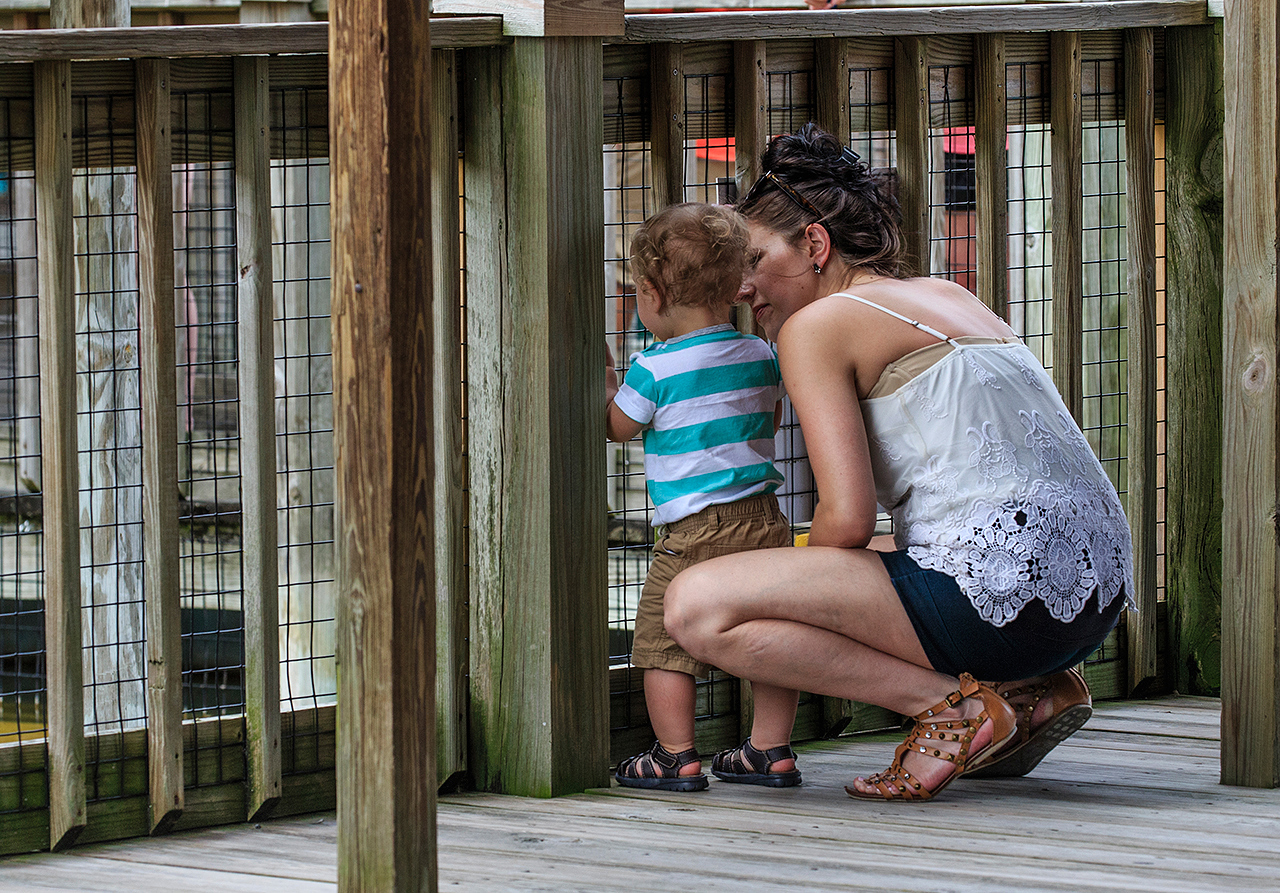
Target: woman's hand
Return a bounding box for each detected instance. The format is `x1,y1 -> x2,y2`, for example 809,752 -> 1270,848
805,0 -> 841,9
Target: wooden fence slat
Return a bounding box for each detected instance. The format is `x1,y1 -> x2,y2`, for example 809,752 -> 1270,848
134,56 -> 184,835
430,47 -> 468,789
894,36 -> 930,278
0,21 -> 505,64
234,55 -> 282,823
34,58 -> 85,853
974,32 -> 1008,320
621,2 -> 1210,43
1164,23 -> 1223,697
1222,0 -> 1280,787
1123,27 -> 1158,695
462,35 -> 609,798
651,41 -> 684,210
815,38 -> 850,147
1050,31 -> 1083,419
332,0 -> 438,884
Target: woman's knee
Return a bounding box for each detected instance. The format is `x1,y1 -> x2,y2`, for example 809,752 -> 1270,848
663,563 -> 719,653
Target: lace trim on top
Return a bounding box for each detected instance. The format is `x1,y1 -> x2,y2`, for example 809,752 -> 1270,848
834,292 -> 1135,628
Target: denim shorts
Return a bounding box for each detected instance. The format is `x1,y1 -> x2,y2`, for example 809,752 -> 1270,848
879,549 -> 1124,681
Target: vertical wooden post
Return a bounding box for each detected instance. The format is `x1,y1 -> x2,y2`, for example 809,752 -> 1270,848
1165,23 -> 1224,697
35,58 -> 85,853
431,47 -> 468,787
135,56 -> 184,835
734,40 -> 767,196
651,42 -> 685,211
50,0 -> 128,28
1050,31 -> 1083,420
815,39 -> 850,147
235,55 -> 282,822
1123,28 -> 1158,695
461,43 -> 507,797
463,33 -> 609,798
733,40 -> 767,336
894,37 -> 930,278
331,0 -> 438,886
1222,0 -> 1280,788
974,33 -> 1008,320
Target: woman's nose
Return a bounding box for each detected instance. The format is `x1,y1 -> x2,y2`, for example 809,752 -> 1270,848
736,279 -> 755,301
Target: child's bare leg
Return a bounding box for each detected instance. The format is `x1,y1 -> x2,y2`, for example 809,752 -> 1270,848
747,681 -> 800,772
644,668 -> 702,775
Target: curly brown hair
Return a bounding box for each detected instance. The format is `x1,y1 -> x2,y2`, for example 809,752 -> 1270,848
736,123 -> 903,277
630,202 -> 749,309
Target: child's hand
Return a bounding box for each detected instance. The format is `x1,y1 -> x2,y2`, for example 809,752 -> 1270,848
605,340 -> 620,397
805,0 -> 840,8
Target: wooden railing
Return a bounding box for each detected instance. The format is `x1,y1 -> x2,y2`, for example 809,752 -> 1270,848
0,0 -> 1248,861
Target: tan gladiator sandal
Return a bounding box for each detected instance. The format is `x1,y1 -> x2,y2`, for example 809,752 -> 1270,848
846,673 -> 1016,802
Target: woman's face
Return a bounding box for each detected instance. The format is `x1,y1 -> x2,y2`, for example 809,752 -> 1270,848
740,219 -> 818,341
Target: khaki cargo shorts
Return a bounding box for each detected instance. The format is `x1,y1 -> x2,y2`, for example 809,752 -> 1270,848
631,492 -> 791,679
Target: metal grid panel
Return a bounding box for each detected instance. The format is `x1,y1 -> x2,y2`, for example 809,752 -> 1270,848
603,74 -> 653,740
928,65 -> 976,292
73,93 -> 148,803
1005,61 -> 1054,368
767,69 -> 812,140
684,72 -> 733,202
847,65 -> 895,170
270,88 -> 336,783
1080,59 -> 1128,497
0,92 -> 46,817
172,88 -> 244,788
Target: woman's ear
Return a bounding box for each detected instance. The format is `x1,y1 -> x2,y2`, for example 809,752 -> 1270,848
803,222 -> 832,271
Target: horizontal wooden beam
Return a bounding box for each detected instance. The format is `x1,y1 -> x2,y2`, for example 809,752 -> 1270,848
620,1 -> 1208,43
0,18 -> 507,62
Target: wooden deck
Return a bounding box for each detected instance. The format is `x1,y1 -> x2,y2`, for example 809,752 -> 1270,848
1,696 -> 1277,892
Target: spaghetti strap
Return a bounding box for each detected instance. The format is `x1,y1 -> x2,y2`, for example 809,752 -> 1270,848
829,292 -> 959,346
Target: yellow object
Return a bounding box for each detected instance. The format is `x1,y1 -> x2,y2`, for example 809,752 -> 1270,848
794,532 -> 809,547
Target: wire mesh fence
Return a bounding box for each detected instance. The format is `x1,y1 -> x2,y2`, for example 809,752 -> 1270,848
0,91 -> 44,818
172,86 -> 245,789
0,33 -> 1174,832
271,84 -> 335,779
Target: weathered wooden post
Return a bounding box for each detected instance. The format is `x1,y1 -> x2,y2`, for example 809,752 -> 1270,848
35,54 -> 84,853
450,0 -> 616,796
330,0 -> 438,887
51,0 -> 126,28
1165,23 -> 1224,697
1222,0 -> 1280,787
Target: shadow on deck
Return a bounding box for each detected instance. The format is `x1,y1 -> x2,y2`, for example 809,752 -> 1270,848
2,697 -> 1277,892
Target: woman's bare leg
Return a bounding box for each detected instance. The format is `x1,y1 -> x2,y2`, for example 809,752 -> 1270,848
666,544 -> 995,793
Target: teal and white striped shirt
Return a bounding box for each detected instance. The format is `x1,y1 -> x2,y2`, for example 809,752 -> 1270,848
613,323 -> 785,526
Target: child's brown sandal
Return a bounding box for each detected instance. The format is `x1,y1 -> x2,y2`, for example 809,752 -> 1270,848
615,741 -> 709,792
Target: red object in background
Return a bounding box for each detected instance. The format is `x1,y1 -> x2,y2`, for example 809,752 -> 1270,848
942,127 -> 975,155
694,137 -> 735,163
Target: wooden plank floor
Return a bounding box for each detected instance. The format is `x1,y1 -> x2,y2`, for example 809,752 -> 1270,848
2,697 -> 1278,892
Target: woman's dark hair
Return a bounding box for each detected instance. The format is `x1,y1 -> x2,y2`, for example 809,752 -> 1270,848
736,122 -> 903,277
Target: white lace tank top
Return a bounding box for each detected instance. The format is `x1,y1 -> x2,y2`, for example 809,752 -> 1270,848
837,292 -> 1135,628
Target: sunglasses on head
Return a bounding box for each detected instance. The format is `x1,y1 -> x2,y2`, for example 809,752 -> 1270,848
738,146 -> 861,222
